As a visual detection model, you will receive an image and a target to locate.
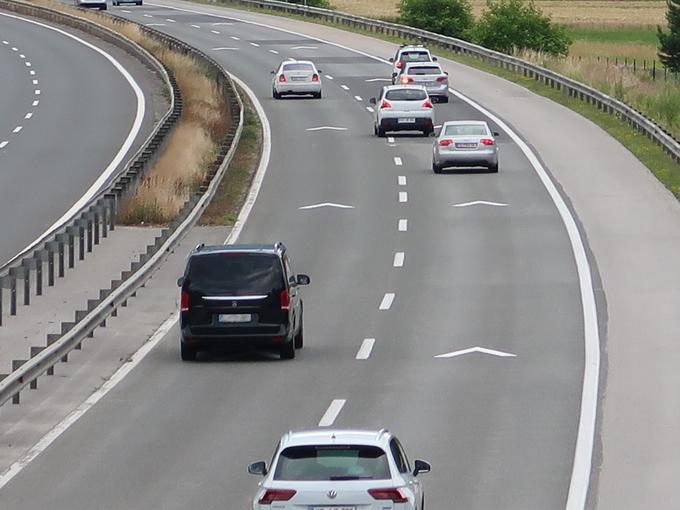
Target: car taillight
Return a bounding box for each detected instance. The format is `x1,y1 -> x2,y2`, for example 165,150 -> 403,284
368,488 -> 408,503
180,290 -> 189,312
312,73 -> 319,82
436,76 -> 448,82
396,60 -> 404,69
278,74 -> 286,83
258,489 -> 296,504
480,138 -> 495,145
380,99 -> 392,109
439,139 -> 453,146
399,76 -> 414,84
422,98 -> 433,108
280,289 -> 291,311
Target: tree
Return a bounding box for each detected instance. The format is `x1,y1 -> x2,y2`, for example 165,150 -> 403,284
471,0 -> 570,56
399,0 -> 474,39
659,0 -> 680,73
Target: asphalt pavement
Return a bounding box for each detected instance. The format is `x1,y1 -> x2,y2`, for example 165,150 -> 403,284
0,4 -> 588,510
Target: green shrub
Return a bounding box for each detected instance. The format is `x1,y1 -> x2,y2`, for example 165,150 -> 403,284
658,0 -> 680,73
471,0 -> 571,56
399,0 -> 474,39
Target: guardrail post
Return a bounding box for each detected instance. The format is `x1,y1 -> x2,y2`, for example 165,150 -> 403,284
66,227 -> 77,268
77,220 -> 86,260
8,269 -> 18,316
35,251 -> 44,296
105,193 -> 117,232
21,259 -> 31,306
55,234 -> 67,277
94,203 -> 105,243
85,213 -> 94,253
46,241 -> 58,286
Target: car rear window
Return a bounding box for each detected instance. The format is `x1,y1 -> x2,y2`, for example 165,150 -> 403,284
444,124 -> 488,136
186,253 -> 283,294
385,88 -> 428,101
407,66 -> 442,75
274,445 -> 391,481
400,51 -> 431,62
283,63 -> 314,72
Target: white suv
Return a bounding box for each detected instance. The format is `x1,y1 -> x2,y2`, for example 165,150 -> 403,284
248,429 -> 430,510
389,45 -> 436,83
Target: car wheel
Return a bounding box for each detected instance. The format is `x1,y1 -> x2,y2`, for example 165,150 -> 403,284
422,129 -> 431,137
432,161 -> 443,174
280,339 -> 296,359
439,96 -> 449,104
273,89 -> 280,99
489,162 -> 499,173
294,311 -> 304,349
100,4 -> 107,9
315,91 -> 322,99
180,341 -> 197,361
137,0 -> 142,4
377,126 -> 386,138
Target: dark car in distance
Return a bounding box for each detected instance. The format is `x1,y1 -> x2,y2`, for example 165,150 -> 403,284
177,243 -> 310,361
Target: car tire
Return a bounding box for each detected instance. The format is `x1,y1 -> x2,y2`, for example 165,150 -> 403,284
422,129 -> 432,137
294,311 -> 304,349
315,91 -> 322,99
180,341 -> 197,361
439,96 -> 449,104
489,162 -> 499,173
137,0 -> 142,4
432,161 -> 443,174
273,89 -> 280,99
280,339 -> 296,360
100,4 -> 107,9
377,126 -> 386,138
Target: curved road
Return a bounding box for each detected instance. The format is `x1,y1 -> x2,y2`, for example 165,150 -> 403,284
0,4 -> 594,510
0,11 -> 158,265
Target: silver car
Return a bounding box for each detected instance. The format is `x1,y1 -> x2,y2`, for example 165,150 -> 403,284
370,85 -> 435,137
248,429 -> 430,510
75,0 -> 107,9
396,62 -> 449,103
272,59 -> 323,99
432,120 -> 500,173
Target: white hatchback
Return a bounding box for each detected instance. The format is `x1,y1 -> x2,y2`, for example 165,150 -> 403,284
248,429 -> 430,510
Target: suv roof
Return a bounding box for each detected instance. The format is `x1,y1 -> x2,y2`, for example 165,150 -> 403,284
190,243 -> 285,256
280,429 -> 393,448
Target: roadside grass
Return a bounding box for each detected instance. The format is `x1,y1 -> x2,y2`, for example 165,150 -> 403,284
200,92 -> 262,225
215,0 -> 680,200
32,0 -> 231,224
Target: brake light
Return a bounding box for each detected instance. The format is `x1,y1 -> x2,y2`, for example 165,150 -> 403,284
439,139 -> 453,146
368,488 -> 408,503
312,73 -> 319,82
422,98 -> 433,108
258,489 -> 296,504
278,74 -> 286,83
399,76 -> 414,84
480,138 -> 495,145
436,76 -> 448,83
180,290 -> 189,312
280,289 -> 291,311
396,60 -> 404,69
380,99 -> 392,109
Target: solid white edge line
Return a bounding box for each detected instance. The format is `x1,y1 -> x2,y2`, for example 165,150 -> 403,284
393,252 -> 404,268
379,293 -> 395,310
318,399 -> 346,427
0,12 -> 146,264
398,219 -> 407,232
0,313 -> 179,490
355,338 -> 375,360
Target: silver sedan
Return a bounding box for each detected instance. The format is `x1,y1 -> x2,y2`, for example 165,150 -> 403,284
432,120 -> 500,173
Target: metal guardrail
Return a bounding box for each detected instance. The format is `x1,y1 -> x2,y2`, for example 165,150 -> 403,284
0,0 -> 180,325
228,0 -> 680,164
0,3 -> 244,406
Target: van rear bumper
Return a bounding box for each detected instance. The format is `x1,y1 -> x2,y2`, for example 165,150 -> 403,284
180,324 -> 291,350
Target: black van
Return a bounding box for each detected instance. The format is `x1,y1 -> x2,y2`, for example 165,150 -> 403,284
177,243 -> 310,361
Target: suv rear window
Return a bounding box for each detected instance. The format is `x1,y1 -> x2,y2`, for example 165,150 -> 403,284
274,445 -> 391,481
385,88 -> 428,101
186,253 -> 283,294
283,63 -> 314,72
400,51 -> 430,62
407,66 -> 441,75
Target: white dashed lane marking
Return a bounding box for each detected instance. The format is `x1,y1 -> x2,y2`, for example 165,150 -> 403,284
399,191 -> 408,203
165,18 -> 176,22
366,106 -> 374,113
35,90 -> 40,95
143,13 -> 153,17
319,399 -> 346,427
0,141 -> 8,149
211,30 -> 220,34
24,113 -> 32,119
32,79 -> 38,85
398,175 -> 406,186
191,24 -> 200,28
379,293 -> 395,311
250,42 -> 260,47
25,62 -> 31,67
354,95 -> 362,101
230,36 -> 240,40
12,126 -> 22,133
356,338 -> 376,360
340,84 -> 350,91
393,252 -> 405,268
32,100 -> 39,106
394,156 -> 403,166
269,49 -> 279,54
324,74 -> 333,80
398,219 -> 408,232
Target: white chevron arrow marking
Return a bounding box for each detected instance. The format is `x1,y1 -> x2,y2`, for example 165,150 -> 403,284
435,347 -> 516,358
306,126 -> 348,132
452,200 -> 508,207
299,203 -> 354,210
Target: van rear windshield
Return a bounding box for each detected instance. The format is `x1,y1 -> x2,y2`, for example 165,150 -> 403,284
187,253 -> 283,294
385,88 -> 428,101
274,445 -> 391,481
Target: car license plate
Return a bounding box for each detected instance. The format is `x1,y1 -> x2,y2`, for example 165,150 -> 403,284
309,507 -> 356,510
398,117 -> 416,123
456,142 -> 477,149
291,76 -> 306,81
218,314 -> 251,323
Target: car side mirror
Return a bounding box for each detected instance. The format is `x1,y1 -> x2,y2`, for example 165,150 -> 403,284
317,69 -> 323,74
369,97 -> 377,105
296,274 -> 311,285
248,461 -> 268,476
270,70 -> 276,75
493,131 -> 500,137
177,276 -> 184,287
389,57 -> 394,62
444,71 -> 449,75
413,459 -> 431,476
432,56 -> 438,61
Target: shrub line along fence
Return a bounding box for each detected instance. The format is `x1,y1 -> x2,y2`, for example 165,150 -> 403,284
227,0 -> 680,161
0,0 -> 244,407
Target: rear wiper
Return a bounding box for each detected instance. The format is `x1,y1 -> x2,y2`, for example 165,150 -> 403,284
329,476 -> 372,481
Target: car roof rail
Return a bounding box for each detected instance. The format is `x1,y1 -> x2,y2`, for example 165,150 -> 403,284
274,241 -> 286,253
194,243 -> 205,252
376,428 -> 390,440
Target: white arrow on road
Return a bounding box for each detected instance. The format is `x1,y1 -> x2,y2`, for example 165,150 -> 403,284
306,126 -> 348,132
452,200 -> 508,208
435,346 -> 516,358
299,203 -> 355,210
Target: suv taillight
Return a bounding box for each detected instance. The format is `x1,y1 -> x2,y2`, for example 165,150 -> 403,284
480,138 -> 495,145
396,60 -> 404,69
312,73 -> 319,82
439,139 -> 453,146
258,489 -> 296,504
436,76 -> 448,82
368,488 -> 408,503
278,74 -> 286,83
280,289 -> 291,311
422,98 -> 433,108
400,76 -> 414,84
180,290 -> 189,312
380,99 -> 392,109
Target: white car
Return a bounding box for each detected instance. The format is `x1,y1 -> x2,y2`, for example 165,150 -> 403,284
389,45 -> 436,83
370,85 -> 435,137
75,0 -> 107,9
272,59 -> 323,99
248,429 -> 430,510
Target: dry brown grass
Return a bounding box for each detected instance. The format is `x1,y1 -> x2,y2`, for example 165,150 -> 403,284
329,0 -> 667,26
